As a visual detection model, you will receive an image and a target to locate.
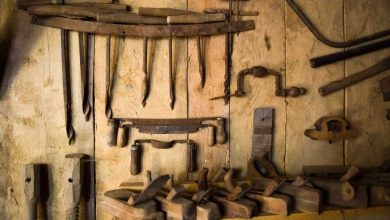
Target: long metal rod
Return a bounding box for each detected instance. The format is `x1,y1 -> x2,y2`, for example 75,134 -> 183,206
169,36 -> 175,110
105,36 -> 113,119
61,29 -> 75,145
197,36 -> 206,88
286,0 -> 390,48
310,38 -> 390,68
142,37 -> 150,107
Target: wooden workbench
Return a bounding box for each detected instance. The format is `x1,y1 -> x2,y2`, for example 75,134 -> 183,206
0,0 -> 389,219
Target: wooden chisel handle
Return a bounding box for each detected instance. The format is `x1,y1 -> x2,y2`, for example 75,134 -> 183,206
167,13 -> 226,24
187,142 -> 197,173
319,57 -> 390,96
131,144 -> 142,175
207,126 -> 216,146
117,126 -> 129,148
216,118 -> 227,144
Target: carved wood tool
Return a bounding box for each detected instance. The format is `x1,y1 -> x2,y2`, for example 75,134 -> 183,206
210,169 -> 259,219
304,116 -> 358,143
319,57 -> 390,96
167,13 -> 226,24
102,173 -> 169,220
210,66 -> 306,100
204,8 -> 259,16
380,75 -> 390,102
108,117 -> 227,147
156,175 -> 196,220
64,153 -> 87,220
310,178 -> 368,208
253,177 -> 323,214
130,140 -> 198,175
23,164 -> 41,220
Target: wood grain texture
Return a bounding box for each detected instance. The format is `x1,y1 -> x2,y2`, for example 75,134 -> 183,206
230,0 -> 287,175
187,0 -> 230,180
94,0 -> 188,219
285,0 -> 346,175
344,0 -> 390,168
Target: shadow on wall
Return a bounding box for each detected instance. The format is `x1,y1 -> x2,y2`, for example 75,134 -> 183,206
0,1 -> 39,99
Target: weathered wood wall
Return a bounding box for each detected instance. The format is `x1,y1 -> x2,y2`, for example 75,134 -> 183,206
0,0 -> 389,219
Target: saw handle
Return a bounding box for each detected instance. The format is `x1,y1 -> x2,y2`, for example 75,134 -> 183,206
216,118 -> 227,144
131,144 -> 142,175
187,142 -> 197,173
207,126 -> 216,146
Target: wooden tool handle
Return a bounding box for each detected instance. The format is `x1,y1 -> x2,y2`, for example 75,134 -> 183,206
167,13 -> 226,24
107,119 -> 119,147
207,126 -> 216,146
197,168 -> 209,191
216,118 -> 227,144
187,142 -> 197,173
28,5 -> 97,18
98,12 -> 167,25
131,144 -> 142,175
319,57 -> 390,96
117,126 -> 129,148
138,7 -> 197,17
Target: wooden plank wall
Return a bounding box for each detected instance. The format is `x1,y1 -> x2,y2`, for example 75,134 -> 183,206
0,0 -> 389,219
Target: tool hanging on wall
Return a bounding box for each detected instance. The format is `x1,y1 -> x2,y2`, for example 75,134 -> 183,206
130,140 -> 198,175
103,173 -> 169,220
319,57 -> 390,96
64,153 -> 87,220
304,116 -> 358,143
286,0 -> 390,48
23,164 -> 41,220
210,66 -> 306,100
107,117 -> 227,147
310,39 -> 390,68
79,32 -> 93,121
29,5 -> 255,110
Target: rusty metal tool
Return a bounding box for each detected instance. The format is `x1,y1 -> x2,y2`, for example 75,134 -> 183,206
380,75 -> 390,102
210,66 -> 306,100
130,140 -> 198,175
61,28 -> 75,145
197,36 -> 206,88
78,32 -> 92,121
142,37 -> 149,107
64,153 -> 87,220
102,173 -> 169,220
31,16 -> 255,38
169,36 -> 176,110
23,164 -> 41,220
310,39 -> 390,68
319,57 -> 390,96
156,175 -> 196,220
108,117 -> 227,147
286,0 -> 390,48
304,116 -> 358,143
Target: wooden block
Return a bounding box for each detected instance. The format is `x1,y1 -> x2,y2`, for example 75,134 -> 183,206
245,192 -> 290,216
156,196 -> 196,220
196,202 -> 221,220
211,195 -> 254,219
